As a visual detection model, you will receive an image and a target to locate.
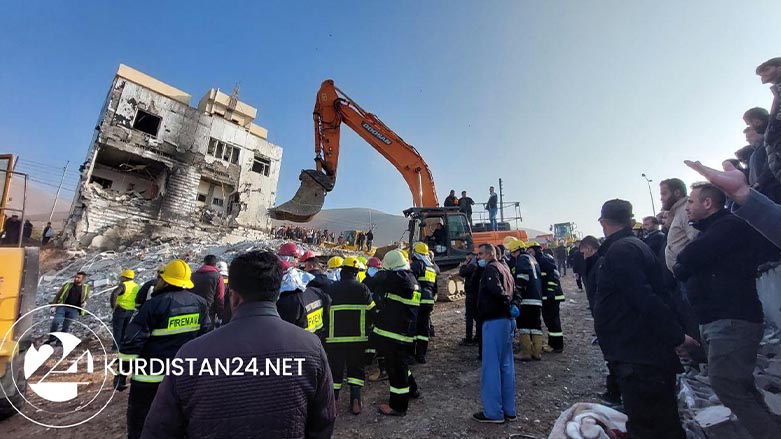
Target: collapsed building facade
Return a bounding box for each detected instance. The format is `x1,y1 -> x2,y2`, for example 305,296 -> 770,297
63,64 -> 283,248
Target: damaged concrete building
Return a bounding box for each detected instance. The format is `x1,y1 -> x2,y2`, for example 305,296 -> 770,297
63,64 -> 283,248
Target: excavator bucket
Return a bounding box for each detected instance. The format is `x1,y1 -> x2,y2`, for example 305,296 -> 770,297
268,169 -> 333,222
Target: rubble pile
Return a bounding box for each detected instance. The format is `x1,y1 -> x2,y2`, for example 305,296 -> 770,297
35,236 -> 363,338
678,324 -> 781,439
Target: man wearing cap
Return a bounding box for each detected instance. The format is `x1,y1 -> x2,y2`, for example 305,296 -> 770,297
301,252 -> 332,290
117,259 -> 210,439
190,255 -> 225,332
110,269 -> 140,351
277,243 -> 329,341
594,199 -> 696,439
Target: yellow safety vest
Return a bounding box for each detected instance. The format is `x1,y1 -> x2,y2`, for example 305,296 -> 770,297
116,280 -> 140,310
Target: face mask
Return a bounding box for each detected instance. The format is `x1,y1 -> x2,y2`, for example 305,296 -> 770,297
367,267 -> 379,277
478,259 -> 487,268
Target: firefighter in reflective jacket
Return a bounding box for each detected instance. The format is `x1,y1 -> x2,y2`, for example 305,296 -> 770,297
527,241 -> 564,353
116,259 -> 209,439
507,240 -> 544,361
110,269 -> 140,351
323,256 -> 375,415
410,242 -> 437,364
372,249 -> 421,416
276,243 -> 330,341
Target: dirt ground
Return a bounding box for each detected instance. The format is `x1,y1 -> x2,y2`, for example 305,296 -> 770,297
2,274 -> 607,439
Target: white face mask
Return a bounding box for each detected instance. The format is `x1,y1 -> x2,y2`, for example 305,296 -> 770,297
367,267 -> 379,277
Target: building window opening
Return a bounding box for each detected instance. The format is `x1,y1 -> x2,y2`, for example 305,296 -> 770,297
196,193 -> 207,203
132,109 -> 162,137
90,176 -> 113,189
252,155 -> 271,176
207,138 -> 240,165
212,197 -> 224,207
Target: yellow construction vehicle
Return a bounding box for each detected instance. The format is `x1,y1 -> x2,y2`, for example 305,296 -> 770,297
0,155 -> 39,420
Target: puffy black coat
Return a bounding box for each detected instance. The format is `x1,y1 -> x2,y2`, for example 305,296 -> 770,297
477,260 -> 514,321
371,270 -> 420,346
594,228 -> 684,372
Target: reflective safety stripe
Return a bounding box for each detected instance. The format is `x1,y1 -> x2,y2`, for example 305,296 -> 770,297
132,374 -> 164,383
346,377 -> 365,386
385,292 -> 421,306
367,301 -> 376,310
542,296 -> 550,300
390,386 -> 410,394
547,282 -> 558,286
117,352 -> 139,360
541,272 -> 548,276
415,335 -> 429,341
334,382 -> 343,390
151,325 -> 200,336
554,295 -> 565,301
153,313 -> 200,336
407,370 -> 412,377
326,335 -> 369,343
520,299 -> 543,306
306,308 -> 324,332
417,268 -> 437,283
364,348 -> 376,354
548,332 -> 564,337
420,298 -> 435,305
517,328 -> 533,334
373,327 -> 414,343
530,329 -> 544,335
516,274 -> 530,281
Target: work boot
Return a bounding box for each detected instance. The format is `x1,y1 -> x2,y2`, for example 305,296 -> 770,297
531,334 -> 544,361
350,386 -> 362,415
513,334 -> 533,361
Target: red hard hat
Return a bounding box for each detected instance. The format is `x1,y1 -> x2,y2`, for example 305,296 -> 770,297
278,242 -> 301,257
367,257 -> 382,268
300,251 -> 317,262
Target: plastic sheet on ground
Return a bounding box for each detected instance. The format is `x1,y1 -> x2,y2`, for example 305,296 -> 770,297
548,402 -> 627,439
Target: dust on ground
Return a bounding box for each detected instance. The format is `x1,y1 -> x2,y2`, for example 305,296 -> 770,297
2,275 -> 607,438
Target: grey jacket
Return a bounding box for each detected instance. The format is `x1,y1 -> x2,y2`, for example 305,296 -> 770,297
665,197 -> 700,273
733,188 -> 781,249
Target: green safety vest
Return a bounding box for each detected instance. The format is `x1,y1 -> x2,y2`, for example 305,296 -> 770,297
56,282 -> 90,315
116,280 -> 140,311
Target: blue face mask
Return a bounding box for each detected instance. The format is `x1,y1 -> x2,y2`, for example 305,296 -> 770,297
478,259 -> 487,267
367,267 -> 379,277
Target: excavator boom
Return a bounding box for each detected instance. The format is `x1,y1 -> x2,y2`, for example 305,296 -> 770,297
269,80 -> 438,221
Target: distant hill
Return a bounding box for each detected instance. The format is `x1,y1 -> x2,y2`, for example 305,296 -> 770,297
272,208 -> 548,246
4,180 -> 72,229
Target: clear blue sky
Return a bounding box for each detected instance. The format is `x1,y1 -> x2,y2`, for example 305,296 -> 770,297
2,1 -> 779,235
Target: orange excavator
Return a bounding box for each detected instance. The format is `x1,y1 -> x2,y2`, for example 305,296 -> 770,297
270,80 -> 525,268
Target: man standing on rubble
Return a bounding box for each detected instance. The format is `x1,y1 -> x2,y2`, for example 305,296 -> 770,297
48,271 -> 89,344
674,183 -> 781,439
110,269 -> 140,351
190,255 -> 224,330
594,199 -> 695,439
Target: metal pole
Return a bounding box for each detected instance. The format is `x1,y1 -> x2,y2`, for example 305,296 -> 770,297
498,178 -> 504,223
49,161 -> 69,223
641,173 -> 656,216
19,175 -> 27,247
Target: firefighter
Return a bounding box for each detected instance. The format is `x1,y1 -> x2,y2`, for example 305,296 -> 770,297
276,243 -> 330,340
526,241 -> 565,353
110,269 -> 140,351
323,256 -> 375,415
410,242 -> 437,364
372,249 -> 421,416
326,256 -> 344,282
506,240 -> 544,361
357,256 -> 368,282
117,259 -> 209,439
363,257 -> 386,382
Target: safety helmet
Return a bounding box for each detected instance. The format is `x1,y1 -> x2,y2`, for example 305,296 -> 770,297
632,222 -> 643,230
507,239 -> 525,253
400,249 -> 409,261
120,269 -> 135,280
216,261 -> 229,277
342,256 -> 366,270
383,249 -> 410,271
327,256 -> 344,269
367,257 -> 382,268
502,236 -> 518,247
357,256 -> 368,265
278,242 -> 301,258
300,251 -> 317,263
160,259 -> 195,289
526,240 -> 541,248
413,242 -> 429,255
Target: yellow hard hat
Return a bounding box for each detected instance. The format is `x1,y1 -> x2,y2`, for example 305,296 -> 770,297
413,242 -> 429,255
328,256 -> 344,269
160,259 -> 195,289
632,222 -> 643,230
526,240 -> 541,248
400,249 -> 410,261
502,236 -> 518,247
383,249 -> 410,271
342,256 -> 366,270
120,269 -> 135,279
507,239 -> 525,253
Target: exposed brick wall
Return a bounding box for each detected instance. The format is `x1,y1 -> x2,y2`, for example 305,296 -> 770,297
160,165 -> 200,221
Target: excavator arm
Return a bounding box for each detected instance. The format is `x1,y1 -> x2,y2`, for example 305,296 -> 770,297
269,80 -> 438,222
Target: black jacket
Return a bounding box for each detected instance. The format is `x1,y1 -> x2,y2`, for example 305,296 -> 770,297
119,285 -> 210,381
140,301 -> 336,439
307,270 -> 333,290
135,279 -> 157,309
459,197 -> 474,214
568,248 -> 585,275
278,286 -> 330,337
444,195 -> 458,207
477,260 -> 514,321
674,209 -> 776,324
371,270 -> 420,347
538,253 -> 564,301
410,257 -> 438,304
509,254 -> 543,306
323,276 -> 374,345
460,259 -> 483,311
594,228 -> 684,372
583,254 -> 602,313
642,230 -> 666,262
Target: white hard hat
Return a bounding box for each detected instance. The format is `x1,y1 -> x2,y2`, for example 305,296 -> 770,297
216,261 -> 229,277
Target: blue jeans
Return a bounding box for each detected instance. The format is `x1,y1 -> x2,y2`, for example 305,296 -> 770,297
49,306 -> 80,340
481,318 -> 516,420
488,208 -> 498,231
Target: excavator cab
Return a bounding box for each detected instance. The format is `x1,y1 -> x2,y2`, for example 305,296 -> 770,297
404,207 -> 473,269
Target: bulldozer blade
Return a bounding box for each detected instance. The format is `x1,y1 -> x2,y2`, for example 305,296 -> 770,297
268,170 -> 333,222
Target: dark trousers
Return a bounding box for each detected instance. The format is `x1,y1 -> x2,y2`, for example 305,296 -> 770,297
415,304 -> 433,359
605,362 -> 621,400
611,362 -> 685,439
516,304 -> 542,335
541,299 -> 563,350
111,308 -> 134,350
127,381 -> 160,439
574,273 -> 583,290
465,299 -> 477,339
556,259 -> 567,276
381,344 -> 418,413
326,343 -> 366,398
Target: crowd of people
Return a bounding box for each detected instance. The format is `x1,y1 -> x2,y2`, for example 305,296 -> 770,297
272,224 -> 335,244
443,187 -> 501,230
1,215 -> 55,246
